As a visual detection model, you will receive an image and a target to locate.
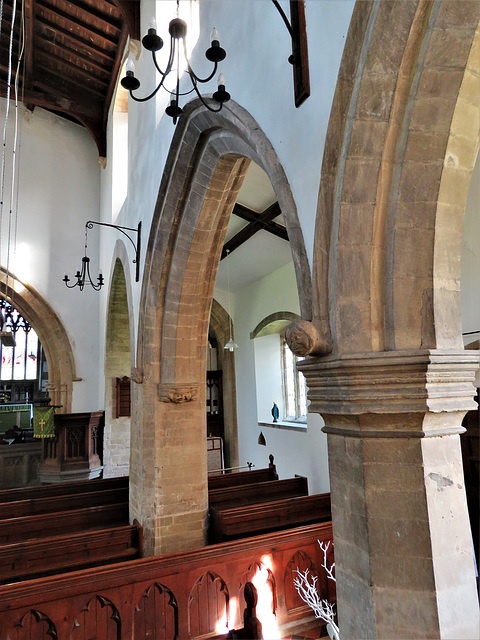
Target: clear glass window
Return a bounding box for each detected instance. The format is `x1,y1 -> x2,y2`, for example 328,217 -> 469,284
282,338 -> 308,421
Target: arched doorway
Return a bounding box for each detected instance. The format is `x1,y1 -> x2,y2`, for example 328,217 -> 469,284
132,101 -> 312,556
104,256 -> 133,478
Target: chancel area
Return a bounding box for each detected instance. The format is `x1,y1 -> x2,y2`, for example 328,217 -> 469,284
0,0 -> 479,638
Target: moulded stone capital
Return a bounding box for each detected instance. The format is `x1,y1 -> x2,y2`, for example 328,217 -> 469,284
158,382 -> 199,404
299,349 -> 479,426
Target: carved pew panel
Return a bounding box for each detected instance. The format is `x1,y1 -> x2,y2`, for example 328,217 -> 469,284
134,583 -> 178,640
0,523 -> 334,639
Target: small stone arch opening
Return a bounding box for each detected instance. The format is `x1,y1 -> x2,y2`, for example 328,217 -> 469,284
104,257 -> 132,478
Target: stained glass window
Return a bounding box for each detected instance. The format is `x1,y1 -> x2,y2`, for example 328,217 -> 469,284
0,300 -> 39,382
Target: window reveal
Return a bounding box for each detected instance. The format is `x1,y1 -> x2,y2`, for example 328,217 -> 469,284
282,337 -> 307,421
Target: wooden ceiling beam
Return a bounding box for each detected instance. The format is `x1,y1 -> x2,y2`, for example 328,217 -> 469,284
36,39 -> 111,82
221,202 -> 289,260
38,0 -> 122,42
233,203 -> 289,240
35,3 -> 119,50
35,15 -> 116,61
34,52 -> 109,97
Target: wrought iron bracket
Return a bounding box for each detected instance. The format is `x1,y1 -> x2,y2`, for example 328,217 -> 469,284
271,0 -> 310,107
86,220 -> 142,282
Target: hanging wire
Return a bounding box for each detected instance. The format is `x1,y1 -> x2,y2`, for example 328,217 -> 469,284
12,0 -> 26,292
0,0 -> 18,307
6,0 -> 25,300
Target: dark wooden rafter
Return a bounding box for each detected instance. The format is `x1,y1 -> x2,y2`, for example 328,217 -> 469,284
112,0 -> 140,40
23,0 -> 35,109
221,202 -> 289,260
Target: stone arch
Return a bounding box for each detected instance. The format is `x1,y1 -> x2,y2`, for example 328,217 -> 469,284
302,3 -> 480,638
104,245 -> 135,477
209,298 -> 238,470
251,311 -> 300,339
0,268 -> 75,412
312,0 -> 480,354
132,101 -> 311,555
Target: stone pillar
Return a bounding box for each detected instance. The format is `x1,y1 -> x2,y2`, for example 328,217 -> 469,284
300,349 -> 480,640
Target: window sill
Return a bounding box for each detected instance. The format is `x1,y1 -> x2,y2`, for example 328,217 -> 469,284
258,420 -> 307,432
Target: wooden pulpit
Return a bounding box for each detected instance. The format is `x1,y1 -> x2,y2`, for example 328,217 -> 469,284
39,411 -> 104,483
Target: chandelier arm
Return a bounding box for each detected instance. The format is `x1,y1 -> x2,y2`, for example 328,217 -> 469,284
85,259 -> 100,292
164,83 -> 197,97
128,78 -> 167,103
183,39 -> 218,84
63,278 -> 79,289
189,80 -> 223,113
151,51 -> 167,77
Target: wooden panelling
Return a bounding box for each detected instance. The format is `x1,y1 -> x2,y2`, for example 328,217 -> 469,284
0,522 -> 335,639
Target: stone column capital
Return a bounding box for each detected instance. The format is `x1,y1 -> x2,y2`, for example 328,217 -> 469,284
299,349 -> 479,435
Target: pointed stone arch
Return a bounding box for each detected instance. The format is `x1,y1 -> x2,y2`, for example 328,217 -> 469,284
132,101 -> 311,555
0,268 -> 76,412
300,2 -> 480,638
104,245 -> 135,477
312,0 -> 480,355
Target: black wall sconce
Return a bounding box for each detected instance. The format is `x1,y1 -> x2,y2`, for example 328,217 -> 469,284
63,220 -> 142,291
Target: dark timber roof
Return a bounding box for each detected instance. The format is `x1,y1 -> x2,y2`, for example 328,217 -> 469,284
0,0 -> 140,157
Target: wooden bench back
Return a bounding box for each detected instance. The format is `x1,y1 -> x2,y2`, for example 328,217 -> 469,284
208,467 -> 278,490
210,492 -> 331,542
0,486 -> 128,520
0,524 -> 141,584
0,502 -> 130,544
0,475 -> 128,503
208,476 -> 308,511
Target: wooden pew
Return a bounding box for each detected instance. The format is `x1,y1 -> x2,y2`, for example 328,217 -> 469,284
0,524 -> 142,584
208,454 -> 278,491
0,486 -> 128,519
0,475 -> 128,503
0,521 -> 335,639
208,476 -> 308,512
209,493 -> 331,543
0,502 -> 130,544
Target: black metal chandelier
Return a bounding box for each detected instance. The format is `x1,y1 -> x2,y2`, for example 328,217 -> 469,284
120,2 -> 230,124
63,220 -> 141,291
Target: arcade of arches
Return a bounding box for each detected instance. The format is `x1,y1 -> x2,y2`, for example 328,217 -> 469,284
0,1 -> 478,638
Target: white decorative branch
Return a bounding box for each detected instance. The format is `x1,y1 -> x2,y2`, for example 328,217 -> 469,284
294,540 -> 340,640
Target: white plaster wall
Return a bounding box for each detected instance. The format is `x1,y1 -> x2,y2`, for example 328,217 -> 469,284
0,102 -> 102,411
461,150 -> 480,343
99,0 -> 355,333
216,261 -> 330,495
